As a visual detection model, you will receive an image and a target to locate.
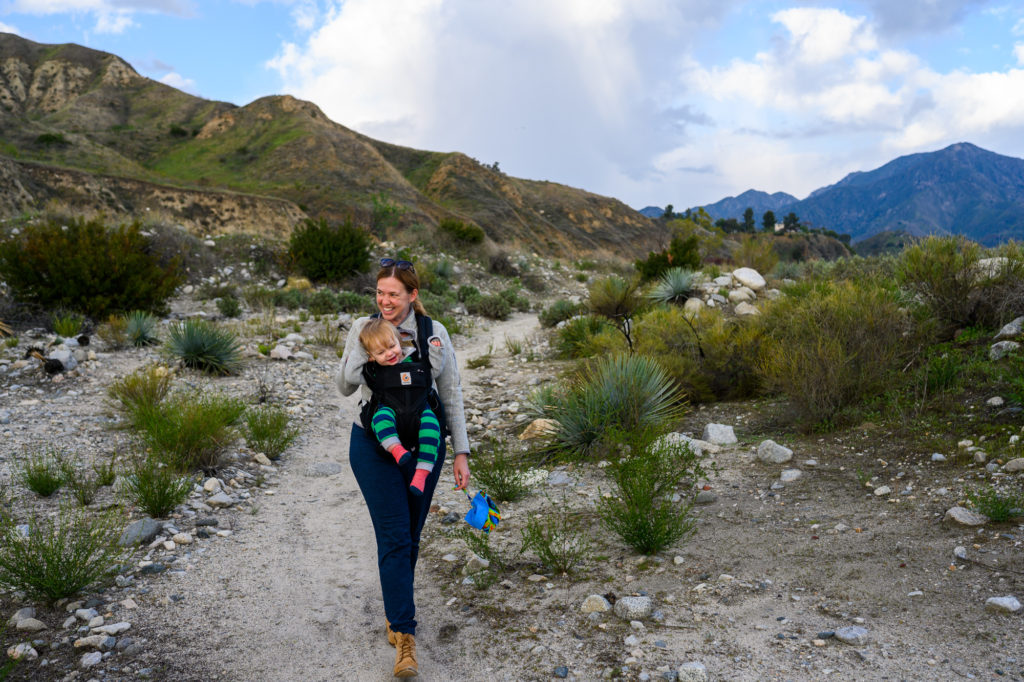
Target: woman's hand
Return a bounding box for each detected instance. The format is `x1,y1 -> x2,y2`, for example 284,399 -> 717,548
452,453 -> 470,490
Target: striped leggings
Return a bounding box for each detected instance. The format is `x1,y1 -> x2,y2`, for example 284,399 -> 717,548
370,406 -> 441,472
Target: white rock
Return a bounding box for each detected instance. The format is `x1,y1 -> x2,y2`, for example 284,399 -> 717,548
757,439 -> 793,464
835,625 -> 870,645
683,297 -> 705,315
732,267 -> 766,291
580,595 -> 612,613
780,469 -> 802,482
518,418 -> 559,441
1001,458 -> 1024,473
702,423 -> 737,445
15,618 -> 46,632
87,615 -> 104,628
74,635 -> 108,649
462,554 -> 490,575
269,345 -> 293,360
7,607 -> 34,627
207,491 -> 234,508
728,287 -> 755,304
987,396 -> 1005,407
75,608 -> 98,622
678,662 -> 708,682
990,341 -> 1021,361
985,596 -> 1021,614
943,506 -> 988,526
202,478 -> 222,493
995,316 -> 1024,340
873,486 -> 892,496
172,532 -> 194,545
931,453 -> 947,462
734,301 -> 760,316
7,643 -> 38,661
614,596 -> 653,621
94,622 -> 131,635
80,651 -> 103,668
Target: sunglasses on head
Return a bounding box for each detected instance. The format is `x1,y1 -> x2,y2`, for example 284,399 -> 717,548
379,257 -> 415,271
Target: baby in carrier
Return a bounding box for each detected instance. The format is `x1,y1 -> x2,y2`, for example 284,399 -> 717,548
358,318 -> 442,496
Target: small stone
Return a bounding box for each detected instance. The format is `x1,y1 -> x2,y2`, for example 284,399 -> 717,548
1001,458 -> 1024,473
985,596 -> 1021,614
624,634 -> 641,647
614,596 -> 653,621
813,639 -> 827,647
7,643 -> 38,661
673,556 -> 685,565
75,608 -> 99,622
908,590 -> 924,597
253,453 -> 273,466
835,626 -> 870,646
15,618 -> 46,632
580,595 -> 612,613
206,491 -> 235,508
172,532 -> 193,545
527,574 -> 547,582
80,651 -> 103,668
694,490 -> 717,505
702,423 -> 737,445
74,635 -> 109,650
519,418 -> 558,441
678,661 -> 708,682
63,616 -> 77,629
987,396 -> 1005,407
943,506 -> 989,526
7,607 -> 35,627
931,453 -> 947,462
780,469 -> 802,482
119,518 -> 162,546
304,462 -> 343,478
202,478 -> 222,493
873,485 -> 892,496
463,554 -> 490,575
554,666 -> 569,679
757,439 -> 793,464
87,615 -> 104,628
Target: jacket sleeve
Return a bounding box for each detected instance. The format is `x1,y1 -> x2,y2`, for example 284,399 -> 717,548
430,321 -> 471,455
335,317 -> 371,397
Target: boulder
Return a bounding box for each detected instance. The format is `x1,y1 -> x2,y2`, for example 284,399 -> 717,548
985,596 -> 1021,614
728,287 -> 756,304
1001,458 -> 1024,473
943,506 -> 988,526
613,596 -> 653,621
732,267 -> 766,291
518,418 -> 558,441
118,518 -> 161,547
990,341 -> 1021,361
683,297 -> 704,315
757,439 -> 793,464
734,301 -> 759,316
995,316 -> 1024,340
702,423 -> 737,445
580,595 -> 612,613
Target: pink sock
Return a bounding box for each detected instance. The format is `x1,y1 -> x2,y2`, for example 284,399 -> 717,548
388,444 -> 411,466
409,469 -> 429,496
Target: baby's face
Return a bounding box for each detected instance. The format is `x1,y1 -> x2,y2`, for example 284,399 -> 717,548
369,337 -> 403,365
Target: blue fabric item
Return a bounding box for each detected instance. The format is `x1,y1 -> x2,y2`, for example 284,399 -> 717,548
348,423 -> 446,636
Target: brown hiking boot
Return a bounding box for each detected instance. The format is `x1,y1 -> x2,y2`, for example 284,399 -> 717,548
392,631 -> 418,678
385,619 -> 396,647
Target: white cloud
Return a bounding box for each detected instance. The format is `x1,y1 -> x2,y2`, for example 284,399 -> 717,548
1015,43 -> 1024,64
772,8 -> 877,63
94,10 -> 134,33
0,22 -> 21,35
159,71 -> 197,93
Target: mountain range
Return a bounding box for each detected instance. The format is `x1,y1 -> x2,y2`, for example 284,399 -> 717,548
0,33 -> 664,259
681,143 -> 1024,245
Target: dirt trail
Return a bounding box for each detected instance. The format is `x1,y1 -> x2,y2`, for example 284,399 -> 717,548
156,313 -> 539,681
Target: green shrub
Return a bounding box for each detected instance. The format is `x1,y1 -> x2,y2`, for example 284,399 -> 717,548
106,364 -> 173,428
489,253 -> 519,277
97,313 -> 129,349
216,295 -> 242,318
245,407 -> 300,460
307,290 -> 339,315
288,217 -> 370,283
35,132 -> 69,147
759,280 -> 915,427
554,315 -> 607,359
468,294 -> 512,320
520,506 -> 591,574
635,306 -> 764,404
242,286 -> 277,310
498,285 -> 530,312
897,235 -> 981,334
336,290 -> 372,313
539,299 -> 584,328
472,439 -> 532,503
597,430 -> 705,555
273,288 -> 308,310
135,391 -> 246,470
166,318 -> 243,375
439,218 -> 485,243
0,504 -> 123,601
51,310 -> 84,337
16,449 -> 65,497
646,267 -> 696,304
454,526 -> 510,573
967,485 -> 1024,522
124,310 -> 161,346
92,457 -> 117,487
0,216 -> 182,318
122,455 -> 194,517
548,355 -> 686,460
457,285 -> 482,305
635,234 -> 701,281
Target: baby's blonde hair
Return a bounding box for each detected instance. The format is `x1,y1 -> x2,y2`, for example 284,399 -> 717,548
359,318 -> 401,356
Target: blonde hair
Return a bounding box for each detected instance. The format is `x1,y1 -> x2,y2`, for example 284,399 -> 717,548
359,318 -> 401,355
377,262 -> 427,316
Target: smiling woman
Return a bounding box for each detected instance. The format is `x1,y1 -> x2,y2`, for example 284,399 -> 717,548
335,256 -> 471,678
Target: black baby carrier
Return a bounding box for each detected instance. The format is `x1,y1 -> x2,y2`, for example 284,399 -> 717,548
359,313 -> 447,454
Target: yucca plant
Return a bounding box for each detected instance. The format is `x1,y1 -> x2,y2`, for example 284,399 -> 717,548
135,391 -> 246,470
124,310 -> 161,347
0,504 -> 124,601
549,354 -> 686,460
165,318 -> 243,375
244,406 -> 300,460
646,267 -> 696,304
121,455 -> 194,517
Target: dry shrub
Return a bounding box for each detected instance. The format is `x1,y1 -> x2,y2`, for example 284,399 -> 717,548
732,234 -> 778,274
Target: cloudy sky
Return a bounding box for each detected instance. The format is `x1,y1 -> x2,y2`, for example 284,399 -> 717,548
3,0 -> 1024,210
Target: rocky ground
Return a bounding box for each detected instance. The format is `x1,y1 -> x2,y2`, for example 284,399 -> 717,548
2,269 -> 1024,682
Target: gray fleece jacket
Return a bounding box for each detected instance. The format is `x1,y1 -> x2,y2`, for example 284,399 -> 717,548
335,310 -> 471,455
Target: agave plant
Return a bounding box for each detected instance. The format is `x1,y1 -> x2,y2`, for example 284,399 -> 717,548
124,311 -> 160,347
646,267 -> 696,304
165,318 -> 242,375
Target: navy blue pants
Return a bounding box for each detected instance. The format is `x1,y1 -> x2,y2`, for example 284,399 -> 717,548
348,423 -> 446,636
